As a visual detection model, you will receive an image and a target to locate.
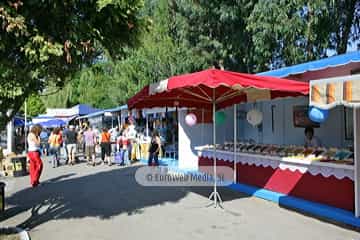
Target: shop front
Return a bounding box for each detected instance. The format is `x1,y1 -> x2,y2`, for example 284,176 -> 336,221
195,75 -> 360,218
195,95 -> 355,210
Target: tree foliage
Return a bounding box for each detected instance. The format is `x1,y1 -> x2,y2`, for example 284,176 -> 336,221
44,0 -> 207,109
171,0 -> 360,72
247,0 -> 360,71
19,94 -> 46,117
42,0 -> 360,110
0,0 -> 148,129
170,0 -> 257,73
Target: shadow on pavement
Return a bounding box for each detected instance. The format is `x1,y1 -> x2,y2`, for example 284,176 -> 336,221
4,166 -> 186,229
189,186 -> 250,203
3,165 -> 250,230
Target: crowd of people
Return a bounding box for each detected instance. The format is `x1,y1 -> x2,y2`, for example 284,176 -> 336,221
25,117 -> 163,188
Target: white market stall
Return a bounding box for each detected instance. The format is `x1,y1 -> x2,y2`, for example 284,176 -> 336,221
128,68 -> 309,207
310,74 -> 360,217
197,95 -> 355,212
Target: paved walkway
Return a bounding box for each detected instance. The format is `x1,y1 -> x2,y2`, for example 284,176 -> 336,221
1,158 -> 359,240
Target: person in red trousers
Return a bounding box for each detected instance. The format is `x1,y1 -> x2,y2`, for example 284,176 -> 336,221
27,124 -> 43,187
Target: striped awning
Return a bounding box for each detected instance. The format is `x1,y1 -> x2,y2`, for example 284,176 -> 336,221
310,74 -> 360,109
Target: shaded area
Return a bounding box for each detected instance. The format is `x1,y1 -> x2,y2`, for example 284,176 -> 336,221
4,167 -> 186,229
2,166 -> 249,230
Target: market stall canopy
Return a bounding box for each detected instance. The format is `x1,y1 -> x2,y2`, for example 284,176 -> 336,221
77,105 -> 128,120
310,74 -> 360,109
38,119 -> 66,128
13,116 -> 28,127
46,104 -> 100,117
128,69 -> 309,110
32,115 -> 76,124
258,51 -> 360,78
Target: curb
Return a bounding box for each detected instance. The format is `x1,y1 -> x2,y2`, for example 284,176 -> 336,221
0,227 -> 31,240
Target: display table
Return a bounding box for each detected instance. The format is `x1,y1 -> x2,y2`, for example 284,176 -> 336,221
198,148 -> 355,211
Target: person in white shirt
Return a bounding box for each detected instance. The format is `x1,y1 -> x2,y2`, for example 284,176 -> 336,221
126,118 -> 137,161
304,127 -> 322,148
109,127 -> 120,154
27,124 -> 43,187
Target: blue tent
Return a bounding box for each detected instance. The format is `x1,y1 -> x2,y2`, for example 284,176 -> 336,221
258,51 -> 360,78
14,117 -> 25,127
72,104 -> 100,115
39,119 -> 66,128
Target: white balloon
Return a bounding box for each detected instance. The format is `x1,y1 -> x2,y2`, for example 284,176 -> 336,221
185,113 -> 197,126
247,109 -> 263,127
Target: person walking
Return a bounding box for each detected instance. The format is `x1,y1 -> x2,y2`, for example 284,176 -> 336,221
79,124 -> 87,153
60,126 -> 68,163
110,126 -> 120,155
27,124 -> 43,187
121,126 -> 131,166
39,128 -> 49,156
83,126 -> 97,166
48,127 -> 62,168
127,118 -> 137,162
100,128 -> 111,166
65,125 -> 78,165
148,130 -> 161,166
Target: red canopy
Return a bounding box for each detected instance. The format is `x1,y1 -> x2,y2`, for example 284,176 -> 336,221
128,69 -> 309,110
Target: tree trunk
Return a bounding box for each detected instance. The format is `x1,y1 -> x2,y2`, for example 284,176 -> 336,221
336,0 -> 356,54
0,96 -> 26,131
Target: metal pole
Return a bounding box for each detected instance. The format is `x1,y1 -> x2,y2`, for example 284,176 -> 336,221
233,104 -> 237,183
7,120 -> 14,153
201,109 -> 204,145
213,91 -> 217,206
354,107 -> 360,217
146,112 -> 149,137
207,88 -> 223,207
24,100 -> 27,152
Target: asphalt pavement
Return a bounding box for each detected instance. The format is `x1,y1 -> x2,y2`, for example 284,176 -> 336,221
1,157 -> 359,240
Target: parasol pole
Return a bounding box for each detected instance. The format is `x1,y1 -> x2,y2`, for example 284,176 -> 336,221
233,104 -> 237,183
24,100 -> 27,153
208,88 -> 222,208
146,111 -> 149,137
201,109 -> 204,145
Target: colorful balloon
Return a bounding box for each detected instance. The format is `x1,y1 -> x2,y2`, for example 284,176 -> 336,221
246,109 -> 263,127
215,111 -> 226,125
185,113 -> 197,126
308,107 -> 329,123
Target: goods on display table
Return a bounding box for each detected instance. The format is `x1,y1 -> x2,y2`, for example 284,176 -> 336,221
198,143 -> 355,211
217,142 -> 354,165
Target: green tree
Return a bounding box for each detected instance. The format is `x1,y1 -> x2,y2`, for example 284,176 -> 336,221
247,0 -> 360,71
43,0 -> 207,109
0,0 -> 148,129
170,0 -> 258,72
329,0 -> 359,53
19,94 -> 46,117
